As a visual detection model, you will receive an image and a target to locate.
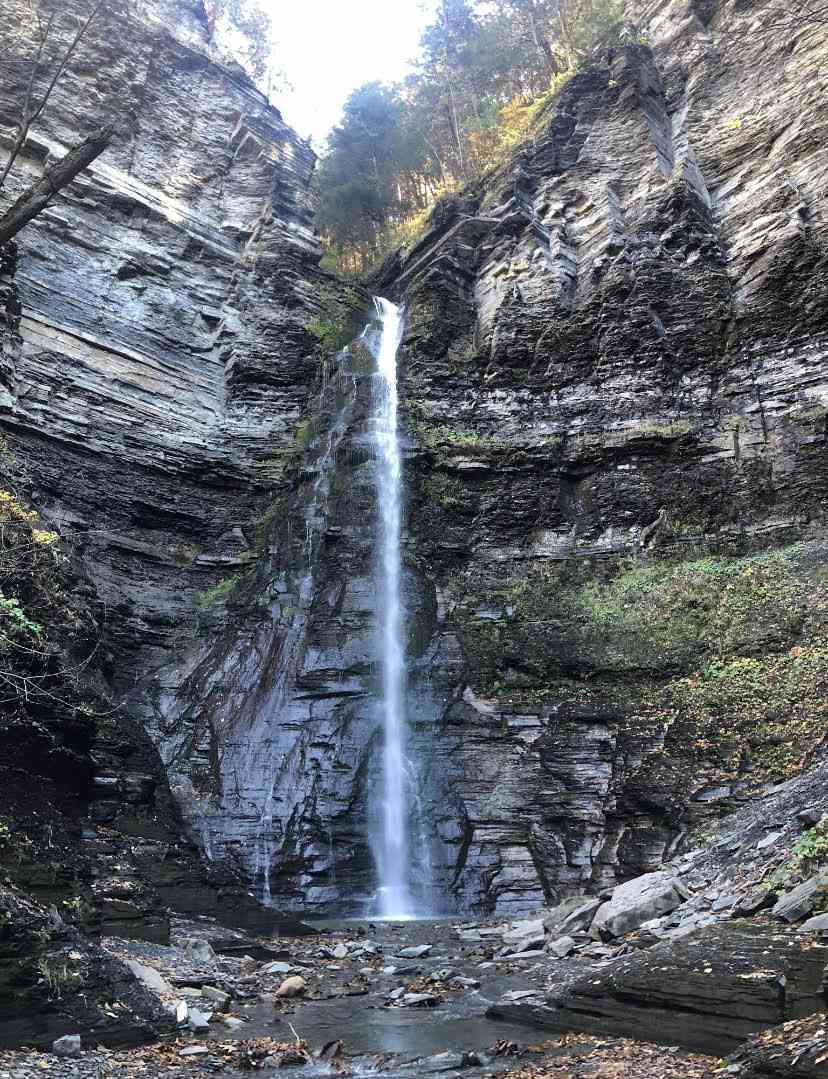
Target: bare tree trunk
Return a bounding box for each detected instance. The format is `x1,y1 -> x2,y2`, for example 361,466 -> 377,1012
0,124 -> 114,245
440,0 -> 466,178
526,0 -> 559,74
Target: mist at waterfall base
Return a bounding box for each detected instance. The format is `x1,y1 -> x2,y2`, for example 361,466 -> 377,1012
367,297 -> 433,920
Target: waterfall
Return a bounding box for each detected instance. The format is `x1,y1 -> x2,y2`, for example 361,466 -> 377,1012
370,297 -> 415,919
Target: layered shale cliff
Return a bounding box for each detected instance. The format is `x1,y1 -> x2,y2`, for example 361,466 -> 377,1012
0,0 -> 356,935
377,0 -> 828,909
1,0 -> 826,925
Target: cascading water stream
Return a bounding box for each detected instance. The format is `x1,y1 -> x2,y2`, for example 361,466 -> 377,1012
371,297 -> 416,919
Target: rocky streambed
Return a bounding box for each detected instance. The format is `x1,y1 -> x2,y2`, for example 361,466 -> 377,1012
1,765 -> 827,1077
0,912 -> 718,1079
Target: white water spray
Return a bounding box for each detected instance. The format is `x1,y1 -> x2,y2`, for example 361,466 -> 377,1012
371,297 -> 415,919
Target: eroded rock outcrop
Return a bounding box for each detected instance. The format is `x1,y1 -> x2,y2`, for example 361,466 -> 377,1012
0,881 -> 174,1049
369,0 -> 828,909
488,921 -> 828,1053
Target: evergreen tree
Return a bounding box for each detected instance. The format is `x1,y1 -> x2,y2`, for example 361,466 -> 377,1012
316,0 -> 624,272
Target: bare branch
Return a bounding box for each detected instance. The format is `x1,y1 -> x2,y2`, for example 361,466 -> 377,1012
0,123 -> 115,244
30,0 -> 105,126
0,1 -> 105,193
0,13 -> 55,191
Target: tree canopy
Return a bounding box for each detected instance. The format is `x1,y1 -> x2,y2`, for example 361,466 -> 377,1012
316,0 -> 624,274
201,0 -> 288,88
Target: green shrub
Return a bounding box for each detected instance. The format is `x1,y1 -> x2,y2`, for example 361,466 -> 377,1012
0,591 -> 43,640
768,815 -> 828,890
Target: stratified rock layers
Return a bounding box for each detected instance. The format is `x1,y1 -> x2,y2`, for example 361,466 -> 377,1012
373,1 -> 828,911
0,0 -> 353,903
2,0 -> 827,914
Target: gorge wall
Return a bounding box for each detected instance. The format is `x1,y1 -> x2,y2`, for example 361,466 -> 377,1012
372,0 -> 828,909
1,0 -> 826,920
0,0 -> 357,929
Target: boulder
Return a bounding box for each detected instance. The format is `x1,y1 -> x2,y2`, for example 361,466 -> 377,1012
591,872 -> 689,939
183,939 -> 216,966
548,935 -> 576,958
52,1035 -> 81,1057
186,1008 -> 211,1033
275,976 -> 307,998
502,918 -> 545,952
543,897 -> 601,936
220,1015 -> 245,1030
201,985 -> 230,1010
735,889 -> 778,917
772,872 -> 828,923
401,992 -> 440,1007
798,912 -> 828,934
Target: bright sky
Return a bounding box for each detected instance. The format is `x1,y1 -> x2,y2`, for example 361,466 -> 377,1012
270,0 -> 433,148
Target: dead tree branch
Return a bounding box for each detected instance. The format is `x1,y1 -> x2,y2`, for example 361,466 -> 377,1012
0,123 -> 115,244
0,0 -> 104,192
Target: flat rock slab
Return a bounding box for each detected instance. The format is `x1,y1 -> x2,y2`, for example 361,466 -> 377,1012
210,940 -> 290,962
125,960 -> 174,996
395,945 -> 432,959
799,913 -> 828,934
772,872 -> 828,923
487,921 -> 828,1054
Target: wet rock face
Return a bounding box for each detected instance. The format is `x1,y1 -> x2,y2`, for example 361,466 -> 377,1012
0,0 -> 357,911
159,351 -> 447,914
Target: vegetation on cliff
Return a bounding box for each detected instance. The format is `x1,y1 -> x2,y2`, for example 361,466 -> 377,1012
315,0 -> 625,272
448,543 -> 828,802
0,439 -> 108,919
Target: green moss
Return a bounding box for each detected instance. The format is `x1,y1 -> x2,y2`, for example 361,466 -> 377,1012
196,575 -> 240,609
304,286 -> 364,352
306,316 -> 353,351
568,421 -> 694,450
423,474 -> 469,512
656,642 -> 828,780
423,426 -> 503,452
451,542 -> 828,796
293,419 -> 314,452
450,545 -> 828,780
